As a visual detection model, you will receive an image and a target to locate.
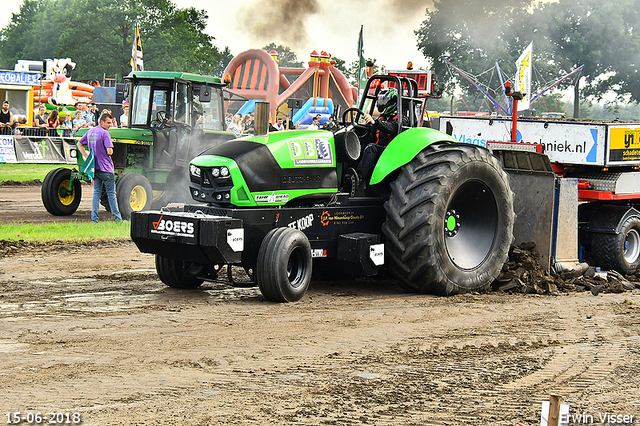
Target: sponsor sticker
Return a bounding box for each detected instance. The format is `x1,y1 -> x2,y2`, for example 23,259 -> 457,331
320,210 -> 364,226
255,192 -> 290,204
227,228 -> 244,252
311,248 -> 328,258
288,213 -> 314,231
369,244 -> 384,266
150,215 -> 196,238
320,211 -> 331,226
288,138 -> 333,166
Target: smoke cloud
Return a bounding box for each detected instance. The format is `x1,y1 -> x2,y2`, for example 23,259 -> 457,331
240,0 -> 321,49
238,0 -> 434,52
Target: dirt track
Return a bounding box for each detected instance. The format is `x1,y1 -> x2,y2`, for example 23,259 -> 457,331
0,183 -> 114,224
1,185 -> 639,425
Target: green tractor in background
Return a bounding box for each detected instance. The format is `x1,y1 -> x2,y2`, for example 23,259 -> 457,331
41,71 -> 236,219
131,73 -> 516,302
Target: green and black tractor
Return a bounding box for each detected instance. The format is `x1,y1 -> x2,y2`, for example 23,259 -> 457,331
130,73 -> 516,302
41,71 -> 236,219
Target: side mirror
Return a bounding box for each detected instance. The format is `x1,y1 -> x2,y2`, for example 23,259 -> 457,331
199,85 -> 211,102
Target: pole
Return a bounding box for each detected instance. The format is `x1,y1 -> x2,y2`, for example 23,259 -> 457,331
548,394 -> 562,426
496,62 -> 510,115
573,78 -> 580,119
511,98 -> 518,142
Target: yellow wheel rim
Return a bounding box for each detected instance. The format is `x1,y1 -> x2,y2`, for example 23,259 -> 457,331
152,190 -> 165,202
58,179 -> 76,206
129,185 -> 148,211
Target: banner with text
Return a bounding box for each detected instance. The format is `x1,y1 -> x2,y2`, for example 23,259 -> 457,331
13,136 -> 77,164
0,135 -> 17,162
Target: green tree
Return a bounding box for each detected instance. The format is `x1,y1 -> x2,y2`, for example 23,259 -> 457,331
415,0 -> 535,105
0,0 -> 71,67
0,0 -> 232,80
524,0 -> 640,116
331,55 -> 347,75
531,92 -> 569,114
416,0 -> 640,116
346,58 -> 383,86
262,43 -> 303,68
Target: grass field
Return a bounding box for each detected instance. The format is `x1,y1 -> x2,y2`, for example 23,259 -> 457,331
0,163 -> 74,183
0,220 -> 131,242
0,163 -> 130,242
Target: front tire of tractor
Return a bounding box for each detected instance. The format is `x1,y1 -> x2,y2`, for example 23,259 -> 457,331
256,227 -> 313,303
382,143 -> 514,295
116,173 -> 153,220
591,216 -> 640,275
41,167 -> 82,216
155,254 -> 220,289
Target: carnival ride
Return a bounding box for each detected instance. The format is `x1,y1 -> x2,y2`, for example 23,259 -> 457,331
223,49 -> 357,127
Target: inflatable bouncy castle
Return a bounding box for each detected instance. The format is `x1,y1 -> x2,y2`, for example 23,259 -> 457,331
223,49 -> 357,128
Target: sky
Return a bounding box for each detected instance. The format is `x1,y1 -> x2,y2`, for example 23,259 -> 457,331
0,0 -> 435,71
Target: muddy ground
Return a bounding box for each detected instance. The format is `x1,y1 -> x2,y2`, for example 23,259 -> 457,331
0,182 -> 114,224
1,185 -> 639,425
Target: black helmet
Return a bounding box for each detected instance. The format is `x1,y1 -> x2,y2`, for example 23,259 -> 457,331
377,87 -> 398,115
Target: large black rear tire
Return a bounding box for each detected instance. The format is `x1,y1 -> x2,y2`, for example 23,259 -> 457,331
591,216 -> 640,275
382,143 -> 514,295
256,227 -> 313,302
41,168 -> 82,216
116,173 -> 153,220
155,254 -> 220,289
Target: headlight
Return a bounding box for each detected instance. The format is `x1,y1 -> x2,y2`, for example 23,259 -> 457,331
220,167 -> 230,177
211,167 -> 220,177
189,164 -> 201,178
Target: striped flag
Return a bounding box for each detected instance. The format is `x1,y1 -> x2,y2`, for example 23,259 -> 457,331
130,24 -> 144,71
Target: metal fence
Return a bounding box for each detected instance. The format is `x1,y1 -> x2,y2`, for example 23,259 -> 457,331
0,126 -> 71,137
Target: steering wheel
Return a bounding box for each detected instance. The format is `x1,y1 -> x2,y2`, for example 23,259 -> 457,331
342,107 -> 370,128
152,110 -> 168,128
342,107 -> 376,141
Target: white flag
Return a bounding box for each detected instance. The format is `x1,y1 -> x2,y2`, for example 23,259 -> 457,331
515,41 -> 532,111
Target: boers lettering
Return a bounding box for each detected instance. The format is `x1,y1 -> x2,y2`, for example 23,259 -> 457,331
156,219 -> 195,235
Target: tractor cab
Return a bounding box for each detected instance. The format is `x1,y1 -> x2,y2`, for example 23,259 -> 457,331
125,72 -> 230,170
332,74 -> 431,196
346,74 -> 426,133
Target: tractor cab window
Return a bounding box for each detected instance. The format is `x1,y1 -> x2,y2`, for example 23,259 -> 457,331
174,82 -> 190,125
151,88 -> 169,122
195,87 -> 224,131
131,84 -> 151,126
363,78 -> 387,119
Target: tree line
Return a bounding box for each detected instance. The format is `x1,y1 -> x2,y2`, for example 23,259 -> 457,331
0,0 -> 233,80
417,0 -> 640,115
1,0 -> 637,117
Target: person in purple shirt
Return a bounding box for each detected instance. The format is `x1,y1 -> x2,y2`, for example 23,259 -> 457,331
77,112 -> 122,223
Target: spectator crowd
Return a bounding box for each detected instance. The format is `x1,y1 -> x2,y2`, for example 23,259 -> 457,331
224,112 -> 326,136
0,100 -> 129,136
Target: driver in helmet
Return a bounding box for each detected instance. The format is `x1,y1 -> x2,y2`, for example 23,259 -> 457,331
352,87 -> 408,192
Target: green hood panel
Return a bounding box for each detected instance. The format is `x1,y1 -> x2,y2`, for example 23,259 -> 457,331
191,130 -> 339,206
239,129 -> 336,168
370,128 -> 457,185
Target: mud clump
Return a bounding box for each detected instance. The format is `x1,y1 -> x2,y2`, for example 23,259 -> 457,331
493,242 -> 640,296
0,179 -> 41,186
0,239 -> 132,258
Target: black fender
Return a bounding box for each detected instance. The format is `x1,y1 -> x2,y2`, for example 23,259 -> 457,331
585,205 -> 640,234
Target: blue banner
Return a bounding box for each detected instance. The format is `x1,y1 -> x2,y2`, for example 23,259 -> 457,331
0,70 -> 39,85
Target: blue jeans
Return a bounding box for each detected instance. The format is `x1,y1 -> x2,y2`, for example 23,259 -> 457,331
92,170 -> 122,223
